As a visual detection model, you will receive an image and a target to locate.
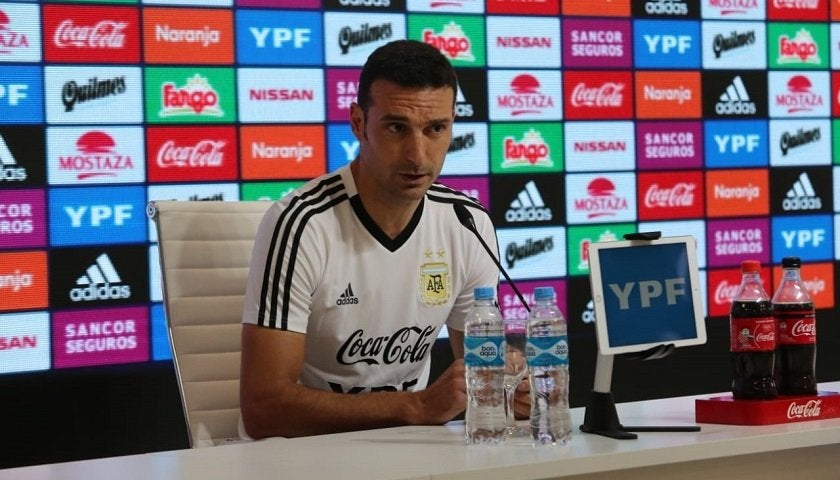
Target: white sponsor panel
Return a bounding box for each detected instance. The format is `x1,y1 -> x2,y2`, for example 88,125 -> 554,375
565,172 -> 637,224
324,12 -> 406,66
486,16 -> 561,68
47,126 -> 145,185
768,71 -> 829,118
0,3 -> 42,62
835,214 -> 840,261
701,0 -> 766,20
44,66 -> 143,124
238,68 -> 325,123
768,118 -> 831,166
496,225 -> 566,280
831,24 -> 840,70
701,21 -> 766,70
440,122 -> 488,176
0,312 -> 50,374
407,0 -> 484,13
638,219 -> 707,269
488,69 -> 562,121
564,121 -> 635,172
146,183 -> 239,242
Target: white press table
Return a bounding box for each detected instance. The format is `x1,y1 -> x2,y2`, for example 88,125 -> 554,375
4,382 -> 839,480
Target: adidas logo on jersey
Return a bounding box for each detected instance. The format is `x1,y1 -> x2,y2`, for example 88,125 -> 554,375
505,180 -> 552,222
715,75 -> 757,115
336,283 -> 359,306
0,134 -> 27,182
69,253 -> 131,302
782,172 -> 822,211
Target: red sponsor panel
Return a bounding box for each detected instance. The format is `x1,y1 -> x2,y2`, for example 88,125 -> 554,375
143,8 -> 234,64
832,71 -> 840,117
708,265 -> 773,318
833,0 -> 840,20
772,262 -> 834,310
561,0 -> 630,17
0,251 -> 48,312
43,5 -> 141,63
637,170 -> 704,221
563,71 -> 633,120
635,71 -> 702,119
486,0 -> 559,15
768,0 -> 828,21
240,125 -> 326,180
705,169 -> 769,218
146,126 -> 238,182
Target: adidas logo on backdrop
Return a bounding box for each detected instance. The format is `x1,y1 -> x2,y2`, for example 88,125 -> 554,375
505,180 -> 552,222
69,253 -> 132,302
783,172 -> 822,211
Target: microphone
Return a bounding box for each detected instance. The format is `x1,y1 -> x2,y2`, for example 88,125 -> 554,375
453,202 -> 531,313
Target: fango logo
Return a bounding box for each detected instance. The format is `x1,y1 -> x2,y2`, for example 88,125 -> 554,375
410,14 -> 485,67
769,23 -> 828,69
489,123 -> 563,174
145,67 -> 236,123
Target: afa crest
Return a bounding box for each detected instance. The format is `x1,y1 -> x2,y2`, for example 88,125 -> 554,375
419,261 -> 451,306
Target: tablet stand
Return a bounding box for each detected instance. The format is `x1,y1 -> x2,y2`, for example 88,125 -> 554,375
579,232 -> 702,440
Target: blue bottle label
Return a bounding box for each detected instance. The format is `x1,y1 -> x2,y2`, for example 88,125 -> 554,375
526,335 -> 568,368
464,335 -> 505,368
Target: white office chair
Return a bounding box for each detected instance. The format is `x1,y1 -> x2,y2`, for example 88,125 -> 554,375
148,200 -> 272,448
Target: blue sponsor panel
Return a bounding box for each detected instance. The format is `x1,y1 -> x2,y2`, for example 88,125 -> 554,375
703,119 -> 768,168
236,10 -> 324,65
327,123 -> 357,172
633,19 -> 701,69
772,214 -> 833,263
150,304 -> 172,361
0,66 -> 43,124
49,186 -> 147,246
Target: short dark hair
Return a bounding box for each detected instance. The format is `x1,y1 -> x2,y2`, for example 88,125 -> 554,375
356,40 -> 458,113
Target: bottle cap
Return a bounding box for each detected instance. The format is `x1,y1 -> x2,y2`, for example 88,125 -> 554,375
740,260 -> 761,273
781,257 -> 801,268
473,286 -> 495,301
533,286 -> 555,301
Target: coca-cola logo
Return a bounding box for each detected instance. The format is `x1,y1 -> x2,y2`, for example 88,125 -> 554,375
54,20 -> 127,49
787,399 -> 821,419
790,319 -> 816,337
157,140 -> 225,168
570,82 -> 624,108
336,326 -> 435,366
644,182 -> 695,208
714,281 -> 739,305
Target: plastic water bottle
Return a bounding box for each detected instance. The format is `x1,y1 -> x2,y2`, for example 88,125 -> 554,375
464,286 -> 506,445
526,286 -> 571,446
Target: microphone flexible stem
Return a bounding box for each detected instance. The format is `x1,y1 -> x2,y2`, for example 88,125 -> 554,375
470,228 -> 531,313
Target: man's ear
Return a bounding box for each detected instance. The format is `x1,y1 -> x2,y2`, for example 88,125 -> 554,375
349,102 -> 365,141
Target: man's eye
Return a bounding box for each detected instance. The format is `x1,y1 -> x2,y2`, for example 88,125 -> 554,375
387,124 -> 405,133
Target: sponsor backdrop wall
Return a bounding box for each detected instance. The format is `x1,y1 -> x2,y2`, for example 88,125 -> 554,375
3,0 -> 840,466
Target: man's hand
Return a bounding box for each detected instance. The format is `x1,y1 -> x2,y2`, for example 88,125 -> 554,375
413,359 -> 467,424
513,377 -> 531,420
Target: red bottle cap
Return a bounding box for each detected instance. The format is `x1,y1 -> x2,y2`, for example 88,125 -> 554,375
741,260 -> 761,273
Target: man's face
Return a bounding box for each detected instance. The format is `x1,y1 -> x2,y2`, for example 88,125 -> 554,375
350,79 -> 455,204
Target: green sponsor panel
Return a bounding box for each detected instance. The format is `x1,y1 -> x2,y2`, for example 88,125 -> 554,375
767,22 -> 829,69
145,67 -> 237,124
408,14 -> 486,68
566,224 -> 635,276
489,122 -> 563,174
241,181 -> 306,201
833,120 -> 840,165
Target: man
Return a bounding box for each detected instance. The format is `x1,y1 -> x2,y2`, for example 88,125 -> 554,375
240,40 -> 516,439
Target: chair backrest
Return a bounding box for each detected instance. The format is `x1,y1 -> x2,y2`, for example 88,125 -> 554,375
148,200 -> 272,448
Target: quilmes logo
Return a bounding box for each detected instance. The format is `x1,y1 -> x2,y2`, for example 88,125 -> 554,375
712,28 -> 756,59
59,131 -> 135,180
160,73 -> 223,117
336,282 -> 359,305
62,76 -> 126,113
0,134 -> 26,182
502,129 -> 554,168
780,125 -> 820,156
715,75 -> 757,115
338,21 -> 393,55
69,253 -> 131,302
422,21 -> 474,62
778,28 -> 821,65
783,172 -> 822,211
506,180 -> 552,222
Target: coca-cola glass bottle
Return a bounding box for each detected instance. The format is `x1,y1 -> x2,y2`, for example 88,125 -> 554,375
771,257 -> 817,396
730,260 -> 777,399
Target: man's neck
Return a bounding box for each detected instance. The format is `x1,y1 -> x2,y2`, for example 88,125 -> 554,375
350,160 -> 422,239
